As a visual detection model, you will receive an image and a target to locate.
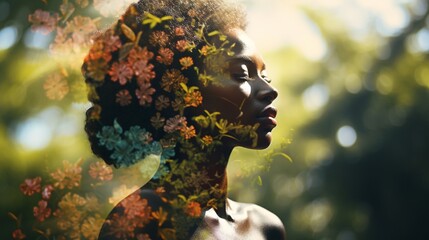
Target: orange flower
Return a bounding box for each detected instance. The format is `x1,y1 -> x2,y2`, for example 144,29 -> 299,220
179,56 -> 194,70
185,201 -> 202,218
43,73 -> 69,100
89,161 -> 113,181
184,90 -> 203,107
180,125 -> 196,140
156,48 -> 174,65
202,135 -> 213,146
19,177 -> 42,196
50,160 -> 82,189
175,40 -> 188,52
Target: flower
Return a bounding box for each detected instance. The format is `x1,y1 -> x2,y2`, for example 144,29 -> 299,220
156,48 -> 174,65
28,9 -> 59,34
161,69 -> 188,92
175,40 -> 188,52
120,192 -> 152,221
50,160 -> 82,189
180,125 -> 196,140
155,95 -> 170,111
185,201 -> 202,217
175,27 -> 185,36
164,115 -> 186,133
41,185 -> 54,200
97,123 -> 122,150
106,213 -> 136,239
109,61 -> 133,85
149,31 -> 169,47
179,56 -> 194,70
135,82 -> 156,106
43,73 -> 69,100
81,215 -> 105,240
184,89 -> 203,107
128,46 -> 154,63
132,60 -> 155,83
33,200 -> 51,222
12,229 -> 26,240
116,89 -> 132,106
202,135 -> 213,146
19,177 -> 41,196
150,112 -> 165,129
102,29 -> 122,52
89,161 -> 113,181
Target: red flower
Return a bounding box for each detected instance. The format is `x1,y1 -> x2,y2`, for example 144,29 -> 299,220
120,193 -> 152,221
12,229 -> 26,240
19,177 -> 42,196
33,200 -> 51,222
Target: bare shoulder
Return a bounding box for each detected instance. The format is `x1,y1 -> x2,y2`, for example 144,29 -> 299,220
229,199 -> 286,240
99,188 -> 173,240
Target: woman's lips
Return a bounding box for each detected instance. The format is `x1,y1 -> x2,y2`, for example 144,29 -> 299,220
257,106 -> 278,129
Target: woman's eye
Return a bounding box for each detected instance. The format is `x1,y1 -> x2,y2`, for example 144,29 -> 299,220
232,73 -> 253,81
261,75 -> 272,83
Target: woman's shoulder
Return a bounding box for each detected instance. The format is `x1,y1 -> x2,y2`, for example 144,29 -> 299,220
98,187 -> 173,240
229,199 -> 286,239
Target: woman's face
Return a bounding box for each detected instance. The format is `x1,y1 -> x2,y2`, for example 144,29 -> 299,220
201,28 -> 278,149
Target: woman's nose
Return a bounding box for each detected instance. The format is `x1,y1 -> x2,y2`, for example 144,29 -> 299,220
256,80 -> 278,103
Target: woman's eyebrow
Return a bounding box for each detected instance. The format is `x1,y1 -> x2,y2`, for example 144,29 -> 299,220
227,55 -> 266,70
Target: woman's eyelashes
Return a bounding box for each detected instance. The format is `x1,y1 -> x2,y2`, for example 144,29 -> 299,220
230,63 -> 271,83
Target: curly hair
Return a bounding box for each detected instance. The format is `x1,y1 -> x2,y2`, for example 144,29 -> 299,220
82,0 -> 246,166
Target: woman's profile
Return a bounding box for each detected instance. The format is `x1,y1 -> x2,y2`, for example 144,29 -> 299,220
82,0 -> 285,239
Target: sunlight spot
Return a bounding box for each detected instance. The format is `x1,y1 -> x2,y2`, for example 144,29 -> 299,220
0,25 -> 18,50
302,83 -> 329,111
336,125 -> 357,147
13,108 -> 62,150
24,28 -> 53,49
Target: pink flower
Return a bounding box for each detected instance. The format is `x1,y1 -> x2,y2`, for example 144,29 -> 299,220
109,61 -> 133,85
135,83 -> 155,106
116,89 -> 132,106
132,60 -> 156,84
19,177 -> 42,196
164,115 -> 187,133
89,161 -> 113,181
28,9 -> 59,34
33,200 -> 51,222
156,48 -> 174,65
103,29 -> 122,52
41,185 -> 54,200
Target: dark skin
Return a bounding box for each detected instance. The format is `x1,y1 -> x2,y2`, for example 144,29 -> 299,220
99,28 -> 285,240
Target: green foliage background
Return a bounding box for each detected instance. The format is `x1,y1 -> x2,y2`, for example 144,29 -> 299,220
1,0 -> 429,239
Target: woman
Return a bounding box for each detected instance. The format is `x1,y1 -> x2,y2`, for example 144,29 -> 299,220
82,0 -> 285,239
